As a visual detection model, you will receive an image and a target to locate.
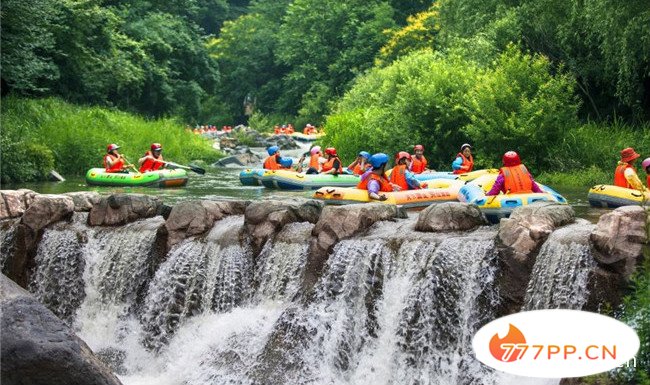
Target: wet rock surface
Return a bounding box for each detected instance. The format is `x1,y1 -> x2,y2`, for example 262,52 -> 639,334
415,202 -> 488,232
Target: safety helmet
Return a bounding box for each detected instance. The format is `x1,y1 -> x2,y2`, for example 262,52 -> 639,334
267,146 -> 280,156
358,151 -> 370,160
325,147 -> 337,156
107,144 -> 120,152
414,144 -> 424,151
279,157 -> 293,168
310,146 -> 322,155
503,151 -> 521,167
397,151 -> 412,162
642,157 -> 650,170
460,143 -> 472,151
151,143 -> 162,152
369,153 -> 389,169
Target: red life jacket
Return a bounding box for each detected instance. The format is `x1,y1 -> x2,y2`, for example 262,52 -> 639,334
411,155 -> 427,174
389,164 -> 409,190
309,154 -> 321,170
357,172 -> 393,192
453,153 -> 474,174
104,154 -> 125,173
647,175 -> 650,189
139,151 -> 164,173
614,164 -> 634,188
500,164 -> 533,194
322,157 -> 343,173
263,155 -> 281,170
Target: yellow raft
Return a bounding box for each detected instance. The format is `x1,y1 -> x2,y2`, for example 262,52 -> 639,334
312,179 -> 465,208
588,185 -> 649,208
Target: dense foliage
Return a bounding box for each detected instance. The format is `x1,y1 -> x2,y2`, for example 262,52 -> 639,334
0,97 -> 219,183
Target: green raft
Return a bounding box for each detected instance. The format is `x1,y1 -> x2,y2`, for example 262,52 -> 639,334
85,168 -> 189,188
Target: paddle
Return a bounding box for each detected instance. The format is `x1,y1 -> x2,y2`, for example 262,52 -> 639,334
121,156 -> 141,174
163,161 -> 206,175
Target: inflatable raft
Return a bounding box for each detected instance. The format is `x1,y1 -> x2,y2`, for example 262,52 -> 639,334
239,169 -> 265,186
258,169 -> 359,190
411,168 -> 499,182
85,168 -> 188,188
313,179 -> 465,208
588,185 -> 649,208
458,174 -> 567,223
290,132 -> 325,142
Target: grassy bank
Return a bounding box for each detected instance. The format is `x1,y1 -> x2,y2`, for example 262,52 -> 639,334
1,97 -> 221,183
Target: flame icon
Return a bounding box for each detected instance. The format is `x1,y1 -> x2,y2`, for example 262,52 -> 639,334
489,324 -> 527,362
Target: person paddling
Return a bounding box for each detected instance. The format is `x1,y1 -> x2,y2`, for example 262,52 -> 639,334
411,144 -> 428,174
138,143 -> 166,173
452,143 -> 474,174
486,151 -> 543,196
306,146 -> 323,174
348,151 -> 371,175
263,146 -> 282,170
357,153 -> 399,201
104,144 -> 129,173
614,148 -> 645,191
389,152 -> 425,190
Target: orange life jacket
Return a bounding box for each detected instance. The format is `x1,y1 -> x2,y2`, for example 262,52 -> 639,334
139,151 -> 164,173
357,172 -> 393,192
614,164 -> 634,189
500,164 -> 533,194
309,154 -> 321,170
322,157 -> 343,173
263,155 -> 281,170
352,163 -> 370,175
104,154 -> 125,173
389,164 -> 409,190
453,153 -> 474,174
274,128 -> 280,134
411,155 -> 427,174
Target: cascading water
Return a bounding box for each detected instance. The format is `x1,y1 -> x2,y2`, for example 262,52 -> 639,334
523,221 -> 597,310
0,218 -> 20,270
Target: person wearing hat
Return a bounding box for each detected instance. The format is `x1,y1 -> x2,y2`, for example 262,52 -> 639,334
452,144 -> 474,174
486,151 -> 543,196
357,153 -> 400,200
138,143 -> 166,172
643,158 -> 650,189
263,146 -> 282,170
348,151 -> 371,175
614,148 -> 645,190
104,144 -> 129,173
389,152 -> 426,190
321,147 -> 343,175
410,144 -> 428,174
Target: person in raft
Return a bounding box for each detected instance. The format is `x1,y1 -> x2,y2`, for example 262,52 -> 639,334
138,143 -> 165,173
104,144 -> 129,173
389,152 -> 426,190
452,143 -> 474,174
348,151 -> 371,175
643,157 -> 650,189
614,147 -> 646,191
486,151 -> 543,196
263,146 -> 282,170
279,157 -> 297,172
320,147 -> 343,175
304,146 -> 323,174
410,144 -> 428,174
357,153 -> 401,201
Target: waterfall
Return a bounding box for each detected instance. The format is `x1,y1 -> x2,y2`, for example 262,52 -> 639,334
0,218 -> 20,270
523,221 -> 597,310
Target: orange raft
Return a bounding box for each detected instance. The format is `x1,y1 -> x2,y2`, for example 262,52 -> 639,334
312,179 -> 464,208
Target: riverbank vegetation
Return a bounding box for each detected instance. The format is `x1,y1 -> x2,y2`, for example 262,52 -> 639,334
0,97 -> 219,183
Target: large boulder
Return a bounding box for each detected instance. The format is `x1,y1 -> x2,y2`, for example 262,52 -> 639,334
245,200 -> 323,255
21,194 -> 75,233
303,203 -> 406,295
0,189 -> 37,220
590,206 -> 647,276
496,202 -> 575,315
165,200 -> 249,247
213,152 -> 263,168
88,194 -> 162,226
65,192 -> 102,212
415,202 -> 488,232
1,274 -> 123,385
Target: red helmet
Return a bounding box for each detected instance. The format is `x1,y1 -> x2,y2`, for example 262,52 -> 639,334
414,144 -> 424,151
503,151 -> 521,167
107,144 -> 120,152
325,147 -> 337,156
397,151 -> 412,161
151,143 -> 162,152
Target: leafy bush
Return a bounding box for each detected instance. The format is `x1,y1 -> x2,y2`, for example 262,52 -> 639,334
0,97 -> 221,182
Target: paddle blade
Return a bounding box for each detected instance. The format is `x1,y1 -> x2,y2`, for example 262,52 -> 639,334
188,164 -> 206,175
